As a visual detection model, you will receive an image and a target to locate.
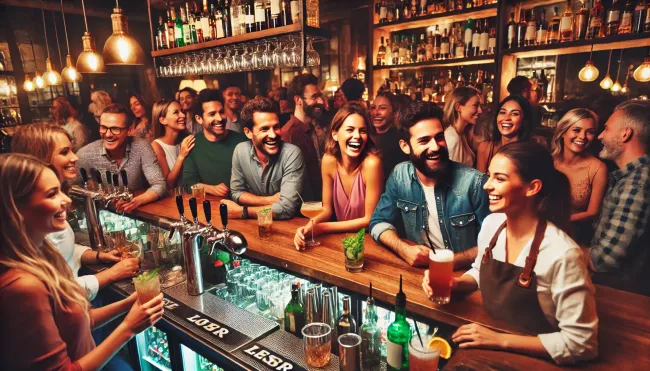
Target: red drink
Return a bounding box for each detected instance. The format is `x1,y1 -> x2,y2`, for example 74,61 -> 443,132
428,249 -> 454,304
409,336 -> 440,371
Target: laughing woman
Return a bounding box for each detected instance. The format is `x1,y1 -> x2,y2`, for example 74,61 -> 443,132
422,141 -> 598,365
443,87 -> 483,167
294,105 -> 383,249
151,100 -> 195,189
551,109 -> 607,245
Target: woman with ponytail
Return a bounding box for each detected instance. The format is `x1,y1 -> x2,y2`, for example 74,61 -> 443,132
422,141 -> 598,365
0,154 -> 163,370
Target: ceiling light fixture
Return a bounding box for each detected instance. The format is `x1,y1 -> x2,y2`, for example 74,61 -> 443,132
40,0 -> 62,86
633,54 -> 650,83
60,0 -> 81,82
600,49 -> 614,90
611,50 -> 624,94
102,0 -> 145,65
77,0 -> 105,73
579,43 -> 599,82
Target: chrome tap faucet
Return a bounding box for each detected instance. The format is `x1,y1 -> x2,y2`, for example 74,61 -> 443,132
69,168 -> 106,251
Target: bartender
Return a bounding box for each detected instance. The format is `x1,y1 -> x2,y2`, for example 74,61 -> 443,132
422,141 -> 598,365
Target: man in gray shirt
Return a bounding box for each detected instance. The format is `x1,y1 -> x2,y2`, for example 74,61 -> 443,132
221,97 -> 305,220
77,104 -> 166,213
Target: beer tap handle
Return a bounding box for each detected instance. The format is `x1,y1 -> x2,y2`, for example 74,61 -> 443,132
220,203 -> 228,230
105,170 -> 112,188
80,168 -> 89,185
112,173 -> 120,190
120,170 -> 128,189
203,200 -> 212,226
91,168 -> 102,185
189,197 -> 198,223
175,195 -> 185,218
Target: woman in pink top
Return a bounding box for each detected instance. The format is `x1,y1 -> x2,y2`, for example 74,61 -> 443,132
0,154 -> 163,370
294,104 -> 384,249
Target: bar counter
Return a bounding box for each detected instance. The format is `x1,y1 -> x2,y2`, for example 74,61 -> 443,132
114,194 -> 650,370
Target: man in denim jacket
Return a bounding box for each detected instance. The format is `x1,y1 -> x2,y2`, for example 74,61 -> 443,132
370,101 -> 490,268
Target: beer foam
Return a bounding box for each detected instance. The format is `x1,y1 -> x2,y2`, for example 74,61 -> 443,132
429,249 -> 454,262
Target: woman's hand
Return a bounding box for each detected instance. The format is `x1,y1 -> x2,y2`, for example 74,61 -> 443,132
451,323 -> 506,350
293,221 -> 313,250
120,293 -> 164,336
106,258 -> 140,282
179,135 -> 195,159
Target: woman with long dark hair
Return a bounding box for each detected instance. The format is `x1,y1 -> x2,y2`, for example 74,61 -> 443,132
422,141 -> 598,365
129,94 -> 153,142
294,104 -> 383,249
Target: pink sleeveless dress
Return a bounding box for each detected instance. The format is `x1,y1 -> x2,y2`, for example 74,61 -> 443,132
333,167 -> 366,221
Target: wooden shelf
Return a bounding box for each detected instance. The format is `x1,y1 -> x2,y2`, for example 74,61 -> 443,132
506,33 -> 650,58
373,54 -> 495,71
151,24 -> 330,57
372,4 -> 498,33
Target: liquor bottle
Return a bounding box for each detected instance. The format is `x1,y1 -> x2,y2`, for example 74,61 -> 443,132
525,8 -> 537,46
507,12 -> 516,48
157,16 -> 167,50
379,0 -> 388,22
455,0 -> 463,11
425,31 -> 434,61
175,7 -> 185,47
403,0 -> 411,19
359,283 -> 381,370
245,0 -> 256,33
517,9 -> 527,47
167,8 -> 176,48
215,4 -> 226,39
456,25 -> 466,58
539,69 -> 548,103
223,0 -> 232,37
399,35 -> 408,64
471,20 -> 479,56
547,7 -> 561,43
574,0 -> 588,39
181,5 -> 192,45
427,0 -> 436,14
488,26 -> 496,54
587,0 -> 604,39
386,275 -> 411,371
449,24 -> 457,58
634,0 -> 647,33
420,0 -> 428,15
618,0 -> 633,34
264,0 -> 272,28
254,0 -> 266,31
290,0 -> 300,24
441,28 -> 450,59
465,0 -> 473,9
284,284 -> 305,337
433,25 -> 442,59
646,4 -> 650,31
606,0 -> 622,36
392,35 -> 400,65
560,0 -> 574,42
336,296 -> 357,338
536,9 -> 548,45
457,68 -> 466,87
230,0 -> 240,36
410,34 -> 418,63
479,18 -> 489,55
201,0 -> 211,42
377,36 -> 386,65
188,3 -> 198,44
417,34 -> 426,62
281,0 -> 292,25
465,18 -> 474,56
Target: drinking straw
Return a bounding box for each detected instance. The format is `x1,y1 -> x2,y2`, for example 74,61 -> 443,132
296,191 -> 305,204
414,319 -> 424,347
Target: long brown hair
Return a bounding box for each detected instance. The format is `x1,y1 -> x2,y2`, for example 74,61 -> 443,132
325,104 -> 378,160
0,154 -> 90,314
11,123 -> 72,164
52,97 -> 79,125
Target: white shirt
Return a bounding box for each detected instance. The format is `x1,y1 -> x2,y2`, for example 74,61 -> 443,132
153,139 -> 180,170
421,183 -> 445,250
464,213 -> 598,365
47,222 -> 99,300
444,126 -> 475,167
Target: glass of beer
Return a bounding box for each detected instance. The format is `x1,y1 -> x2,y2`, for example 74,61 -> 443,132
191,184 -> 205,202
409,335 -> 440,371
133,269 -> 161,304
300,201 -> 324,247
428,249 -> 454,304
302,323 -> 332,368
257,206 -> 273,240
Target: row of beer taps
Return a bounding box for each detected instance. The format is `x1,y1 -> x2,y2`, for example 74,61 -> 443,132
78,167 -> 134,207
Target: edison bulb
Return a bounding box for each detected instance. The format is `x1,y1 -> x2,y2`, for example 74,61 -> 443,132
633,57 -> 650,82
579,60 -> 599,82
621,83 -> 629,94
23,76 -> 35,92
34,72 -> 45,89
611,80 -> 622,94
600,74 -> 614,89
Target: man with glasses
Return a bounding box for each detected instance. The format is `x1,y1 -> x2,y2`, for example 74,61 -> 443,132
282,73 -> 326,201
77,104 -> 166,213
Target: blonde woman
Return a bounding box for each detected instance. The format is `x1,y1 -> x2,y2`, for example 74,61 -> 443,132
552,108 -> 607,245
151,99 -> 195,189
11,124 -> 140,300
0,153 -> 163,370
443,87 -> 482,167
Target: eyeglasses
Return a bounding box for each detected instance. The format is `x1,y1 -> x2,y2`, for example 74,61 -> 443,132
99,125 -> 127,135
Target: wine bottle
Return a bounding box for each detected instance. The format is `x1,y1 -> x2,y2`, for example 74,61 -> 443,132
181,5 -> 192,45
517,9 -> 527,47
246,0 -> 256,33
379,0 -> 388,23
547,7 -> 560,43
201,0 -> 212,42
167,8 -> 176,48
618,0 -> 633,34
575,0 -> 589,39
559,0 -> 575,42
426,31 -> 434,61
157,16 -> 167,50
359,283 -> 381,370
336,296 -> 357,338
587,0 -> 604,39
634,0 -> 647,33
536,9 -> 548,45
606,0 -> 622,36
465,18 -> 474,56
434,25 -> 442,60
175,7 -> 185,47
488,26 -> 496,54
417,34 -> 426,62
284,284 -> 305,337
254,0 -> 266,31
507,12 -> 516,49
479,19 -> 489,55
472,21 -> 480,56
525,8 -> 537,46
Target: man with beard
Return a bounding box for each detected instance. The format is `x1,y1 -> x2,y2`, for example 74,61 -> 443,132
369,92 -> 409,180
222,97 -> 305,220
370,101 -> 490,268
588,101 -> 650,295
182,89 -> 247,196
179,87 -> 202,135
222,83 -> 244,133
282,73 -> 325,201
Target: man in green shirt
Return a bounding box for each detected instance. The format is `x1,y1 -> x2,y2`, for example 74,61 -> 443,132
182,89 -> 247,196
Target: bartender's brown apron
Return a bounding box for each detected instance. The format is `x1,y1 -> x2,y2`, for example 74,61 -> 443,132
479,219 -> 556,335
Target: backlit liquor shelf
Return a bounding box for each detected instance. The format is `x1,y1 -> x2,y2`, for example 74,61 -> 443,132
506,32 -> 650,58
374,54 -> 495,70
373,3 -> 499,32
80,194 -> 650,371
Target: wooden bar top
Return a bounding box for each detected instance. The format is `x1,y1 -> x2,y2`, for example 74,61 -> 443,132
129,195 -> 650,370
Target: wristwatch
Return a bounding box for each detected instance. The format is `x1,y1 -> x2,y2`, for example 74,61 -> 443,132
242,206 -> 249,219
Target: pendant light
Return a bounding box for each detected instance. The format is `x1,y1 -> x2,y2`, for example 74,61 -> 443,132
23,74 -> 35,92
600,50 -> 614,89
102,0 -> 145,65
60,0 -> 81,82
621,65 -> 633,95
40,0 -> 62,86
579,44 -> 599,82
633,51 -> 650,82
611,50 -> 624,94
77,0 -> 105,73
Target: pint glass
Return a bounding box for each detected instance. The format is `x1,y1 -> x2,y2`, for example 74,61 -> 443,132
428,249 -> 454,304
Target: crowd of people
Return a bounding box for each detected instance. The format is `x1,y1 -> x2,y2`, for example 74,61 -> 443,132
1,73 -> 648,368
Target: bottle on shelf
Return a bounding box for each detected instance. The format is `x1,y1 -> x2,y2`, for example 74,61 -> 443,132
281,0 -> 293,26
433,25 -> 442,60
214,4 -> 226,39
455,0 -> 463,11
645,3 -> 650,31
427,0 -> 436,15
539,69 -> 549,103
377,36 -> 387,65
441,28 -> 451,59
223,0 -> 232,38
479,19 -> 489,55
175,6 -> 185,47
417,34 -> 426,62
607,0 -> 622,36
525,8 -> 537,46
245,0 -> 256,33
386,275 -> 411,371
507,12 -> 516,48
618,0 -> 634,34
201,0 -> 211,42
410,34 -> 418,63
517,9 -> 527,47
181,4 -> 192,45
189,3 -> 199,44
456,25 -> 466,58
167,8 -> 176,49
575,0 -> 589,39
392,35 -> 400,65
254,0 -> 266,31
269,0 -> 281,28
465,18 -> 474,56
488,26 -> 496,54
284,284 -> 305,337
547,7 -> 561,43
634,0 -> 647,33
426,31 -> 434,61
399,35 -> 408,64
336,296 -> 357,338
419,0 -> 428,16
457,68 -> 466,87
379,0 -> 388,23
264,0 -> 272,28
587,0 -> 604,39
472,20 -> 481,56
290,0 -> 300,24
559,0 -> 574,42
157,16 -> 167,50
536,9 -> 548,45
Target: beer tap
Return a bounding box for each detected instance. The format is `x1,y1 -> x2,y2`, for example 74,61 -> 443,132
69,168 -> 106,251
79,168 -> 90,188
115,170 -> 133,202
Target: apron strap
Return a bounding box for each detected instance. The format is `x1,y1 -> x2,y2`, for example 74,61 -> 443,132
482,221 -> 507,264
518,219 -> 547,288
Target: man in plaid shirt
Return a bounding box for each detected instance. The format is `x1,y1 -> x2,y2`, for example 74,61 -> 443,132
589,101 -> 650,295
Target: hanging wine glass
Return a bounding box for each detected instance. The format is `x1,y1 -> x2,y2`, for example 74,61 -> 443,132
262,41 -> 273,70
306,38 -> 320,67
223,49 -> 233,73
251,42 -> 263,70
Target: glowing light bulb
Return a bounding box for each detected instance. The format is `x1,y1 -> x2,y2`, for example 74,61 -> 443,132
633,57 -> 650,82
621,83 -> 629,94
23,75 -> 35,92
611,80 -> 622,93
578,60 -> 599,82
117,36 -> 130,62
88,54 -> 99,71
600,74 -> 614,89
34,72 -> 45,89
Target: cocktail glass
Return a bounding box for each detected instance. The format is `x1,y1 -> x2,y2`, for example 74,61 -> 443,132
408,335 -> 440,371
133,270 -> 161,305
302,322 -> 332,368
258,206 -> 273,240
300,201 -> 324,247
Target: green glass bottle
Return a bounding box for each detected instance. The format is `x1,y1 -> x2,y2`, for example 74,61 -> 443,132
284,283 -> 305,337
175,7 -> 185,47
359,282 -> 381,369
386,275 -> 411,371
